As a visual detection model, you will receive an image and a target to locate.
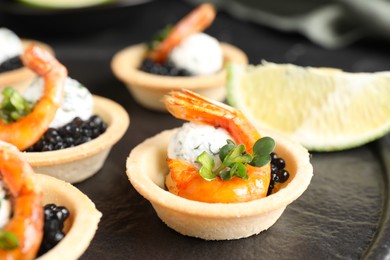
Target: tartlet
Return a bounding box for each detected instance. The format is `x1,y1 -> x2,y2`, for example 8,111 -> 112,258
34,173 -> 101,260
126,128 -> 313,240
0,39 -> 53,90
24,95 -> 129,184
111,42 -> 248,111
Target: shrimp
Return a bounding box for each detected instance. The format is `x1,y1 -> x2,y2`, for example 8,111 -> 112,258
149,3 -> 216,63
0,140 -> 43,259
163,90 -> 271,203
0,44 -> 67,151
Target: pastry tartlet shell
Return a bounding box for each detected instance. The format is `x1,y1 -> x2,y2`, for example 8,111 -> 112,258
111,42 -> 248,111
24,95 -> 129,184
35,173 -> 101,260
0,39 -> 53,90
126,128 -> 313,240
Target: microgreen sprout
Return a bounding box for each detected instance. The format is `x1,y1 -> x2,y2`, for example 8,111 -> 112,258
196,137 -> 275,181
0,87 -> 34,123
147,25 -> 173,51
0,231 -> 19,250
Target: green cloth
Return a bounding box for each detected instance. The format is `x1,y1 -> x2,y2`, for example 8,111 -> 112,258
187,0 -> 390,48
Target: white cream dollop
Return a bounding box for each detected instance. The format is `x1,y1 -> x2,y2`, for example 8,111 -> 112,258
0,180 -> 11,229
168,122 -> 233,169
168,32 -> 223,76
23,77 -> 93,128
0,28 -> 23,65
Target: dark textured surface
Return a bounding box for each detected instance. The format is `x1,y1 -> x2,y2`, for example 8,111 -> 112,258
1,0 -> 390,259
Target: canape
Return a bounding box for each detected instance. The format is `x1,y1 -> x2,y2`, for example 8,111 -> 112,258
0,140 -> 101,259
111,43 -> 247,111
0,44 -> 129,184
111,3 -> 248,111
127,129 -> 312,240
126,90 -> 313,240
36,174 -> 101,259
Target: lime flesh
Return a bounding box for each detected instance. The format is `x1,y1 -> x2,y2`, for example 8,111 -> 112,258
227,63 -> 390,151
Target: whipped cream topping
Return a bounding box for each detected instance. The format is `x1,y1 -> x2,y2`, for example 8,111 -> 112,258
24,77 -> 93,128
169,32 -> 223,76
0,28 -> 23,65
168,122 -> 233,169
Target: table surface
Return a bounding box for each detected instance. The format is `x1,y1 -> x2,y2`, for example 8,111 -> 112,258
2,0 -> 390,259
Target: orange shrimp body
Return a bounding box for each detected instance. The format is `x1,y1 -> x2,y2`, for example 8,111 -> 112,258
163,90 -> 271,203
0,141 -> 43,259
149,3 -> 216,63
0,45 -> 67,151
166,159 -> 269,203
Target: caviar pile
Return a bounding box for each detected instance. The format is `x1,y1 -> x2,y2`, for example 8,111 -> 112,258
267,152 -> 290,195
37,204 -> 70,256
0,56 -> 23,73
25,115 -> 107,152
140,58 -> 192,76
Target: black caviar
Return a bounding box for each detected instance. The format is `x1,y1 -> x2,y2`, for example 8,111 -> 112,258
25,115 -> 107,152
140,58 -> 192,76
267,152 -> 290,195
0,56 -> 23,73
37,204 -> 70,256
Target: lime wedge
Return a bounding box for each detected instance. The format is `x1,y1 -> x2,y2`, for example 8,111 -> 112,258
227,62 -> 390,151
17,0 -> 113,9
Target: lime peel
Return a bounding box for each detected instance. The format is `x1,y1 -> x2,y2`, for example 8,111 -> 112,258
17,0 -> 113,9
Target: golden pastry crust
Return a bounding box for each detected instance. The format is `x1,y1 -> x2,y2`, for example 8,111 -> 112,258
126,128 -> 313,240
35,173 -> 101,260
111,42 -> 248,111
0,39 -> 53,90
24,95 -> 130,183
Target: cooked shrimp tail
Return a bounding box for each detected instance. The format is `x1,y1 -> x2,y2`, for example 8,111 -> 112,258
0,141 -> 43,259
22,45 -> 66,106
149,3 -> 216,63
163,89 -> 260,152
0,44 -> 67,151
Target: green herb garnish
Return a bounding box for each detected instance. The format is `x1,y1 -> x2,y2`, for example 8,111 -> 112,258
250,137 -> 276,167
0,87 -> 34,123
196,137 -> 275,181
147,25 -> 173,51
0,231 -> 19,250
